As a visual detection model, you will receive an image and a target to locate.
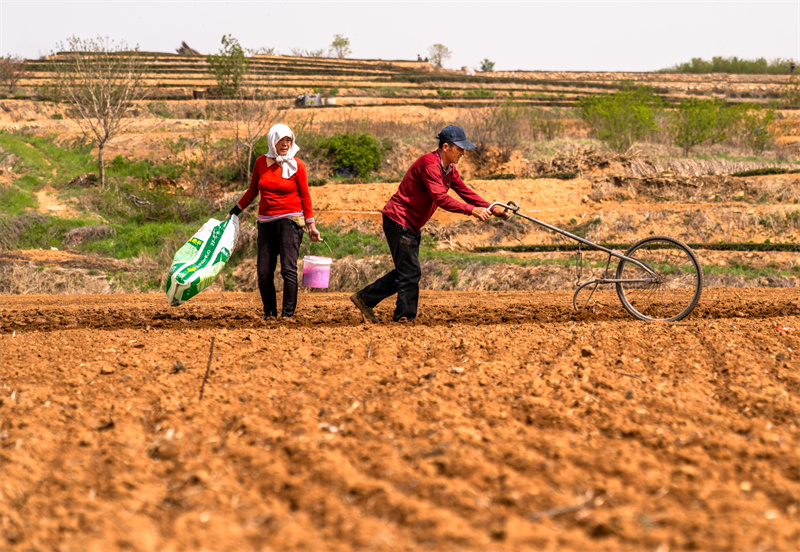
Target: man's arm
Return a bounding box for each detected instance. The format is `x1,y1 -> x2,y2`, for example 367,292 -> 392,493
449,171 -> 490,209
419,163 -> 476,215
450,170 -> 509,220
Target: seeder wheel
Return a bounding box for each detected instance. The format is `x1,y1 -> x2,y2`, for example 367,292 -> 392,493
615,236 -> 703,322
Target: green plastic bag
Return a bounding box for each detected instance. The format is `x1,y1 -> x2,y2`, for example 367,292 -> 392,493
165,215 -> 239,306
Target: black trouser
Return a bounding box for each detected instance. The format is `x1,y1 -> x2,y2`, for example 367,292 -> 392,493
257,219 -> 304,318
358,214 -> 422,322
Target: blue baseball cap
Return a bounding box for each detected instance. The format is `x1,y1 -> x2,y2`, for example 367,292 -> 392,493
437,125 -> 477,150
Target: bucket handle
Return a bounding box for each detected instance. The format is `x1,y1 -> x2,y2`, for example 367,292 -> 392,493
303,237 -> 334,258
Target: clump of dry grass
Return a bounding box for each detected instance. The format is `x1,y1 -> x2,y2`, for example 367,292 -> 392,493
589,180 -> 637,202
63,225 -> 116,245
611,213 -> 639,236
0,262 -> 113,294
681,209 -> 715,240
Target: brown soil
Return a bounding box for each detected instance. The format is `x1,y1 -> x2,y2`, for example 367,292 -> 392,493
2,98 -> 799,550
1,290 -> 799,551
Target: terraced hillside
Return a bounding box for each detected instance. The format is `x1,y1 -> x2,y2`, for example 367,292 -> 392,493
18,52 -> 793,107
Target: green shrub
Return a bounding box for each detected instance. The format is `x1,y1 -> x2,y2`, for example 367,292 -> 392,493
147,101 -> 174,118
251,134 -> 270,169
738,104 -> 777,154
782,75 -> 800,108
660,56 -> 794,75
579,86 -> 662,152
464,88 -> 494,98
672,98 -> 727,154
529,107 -> 565,141
436,88 -> 454,98
207,34 -> 250,97
318,133 -> 383,178
449,265 -> 459,287
485,173 -> 516,180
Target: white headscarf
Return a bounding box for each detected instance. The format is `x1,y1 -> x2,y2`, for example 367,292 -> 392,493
266,123 -> 300,179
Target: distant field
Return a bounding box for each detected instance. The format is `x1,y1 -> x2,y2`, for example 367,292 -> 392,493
16,53 -> 793,105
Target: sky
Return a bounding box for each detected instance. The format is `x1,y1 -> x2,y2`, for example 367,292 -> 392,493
1,0 -> 798,72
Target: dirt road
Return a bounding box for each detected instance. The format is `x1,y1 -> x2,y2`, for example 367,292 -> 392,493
1,289 -> 798,551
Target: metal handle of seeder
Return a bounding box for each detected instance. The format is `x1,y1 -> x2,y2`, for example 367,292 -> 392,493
488,200 -> 657,277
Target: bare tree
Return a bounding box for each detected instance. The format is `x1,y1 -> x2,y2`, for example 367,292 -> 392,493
249,46 -> 277,56
51,36 -> 149,189
226,88 -> 279,184
0,55 -> 27,94
290,47 -> 325,58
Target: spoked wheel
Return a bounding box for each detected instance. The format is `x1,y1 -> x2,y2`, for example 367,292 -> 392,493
615,236 -> 703,322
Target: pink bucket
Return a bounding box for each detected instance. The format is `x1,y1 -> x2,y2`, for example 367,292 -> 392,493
302,255 -> 332,288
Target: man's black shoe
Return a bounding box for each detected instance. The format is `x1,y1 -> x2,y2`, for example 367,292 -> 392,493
350,292 -> 378,323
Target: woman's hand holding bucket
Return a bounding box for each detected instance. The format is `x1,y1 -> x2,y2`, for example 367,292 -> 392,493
307,221 -> 322,242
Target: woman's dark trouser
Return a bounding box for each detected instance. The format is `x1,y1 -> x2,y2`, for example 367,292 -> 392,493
257,219 -> 304,318
358,214 -> 422,322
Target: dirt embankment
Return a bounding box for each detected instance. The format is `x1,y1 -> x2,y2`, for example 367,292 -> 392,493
1,102 -> 799,295
2,168 -> 798,294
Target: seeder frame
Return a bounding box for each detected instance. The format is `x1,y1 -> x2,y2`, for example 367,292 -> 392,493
488,201 -> 704,322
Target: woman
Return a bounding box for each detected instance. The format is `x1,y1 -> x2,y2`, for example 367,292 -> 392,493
228,124 -> 322,320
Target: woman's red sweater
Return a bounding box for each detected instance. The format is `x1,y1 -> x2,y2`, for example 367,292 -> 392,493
235,156 -> 315,222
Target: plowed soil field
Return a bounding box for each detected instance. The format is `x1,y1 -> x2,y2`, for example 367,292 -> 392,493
2,288 -> 799,551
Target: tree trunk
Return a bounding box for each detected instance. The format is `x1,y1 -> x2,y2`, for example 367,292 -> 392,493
98,143 -> 106,190
246,143 -> 254,183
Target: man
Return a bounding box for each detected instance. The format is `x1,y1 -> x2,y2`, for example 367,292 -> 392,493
350,125 -> 509,323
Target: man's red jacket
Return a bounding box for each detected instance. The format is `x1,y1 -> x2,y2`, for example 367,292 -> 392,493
382,151 -> 489,233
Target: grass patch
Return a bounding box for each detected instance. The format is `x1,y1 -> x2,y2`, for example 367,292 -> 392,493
463,88 -> 495,99
302,223 -> 389,259
534,171 -> 578,180
565,217 -> 603,238
0,213 -> 91,250
0,184 -> 38,216
420,248 -> 573,269
81,222 -> 200,259
0,131 -> 95,182
63,180 -> 215,225
731,167 -> 800,177
476,242 -> 800,253
703,260 -> 796,279
0,132 -> 218,224
107,155 -> 185,182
